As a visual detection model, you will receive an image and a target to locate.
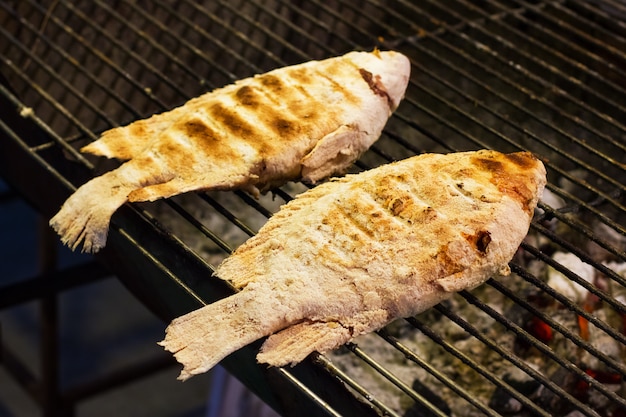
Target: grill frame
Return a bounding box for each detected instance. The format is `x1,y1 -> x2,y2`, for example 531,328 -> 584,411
1,1 -> 625,416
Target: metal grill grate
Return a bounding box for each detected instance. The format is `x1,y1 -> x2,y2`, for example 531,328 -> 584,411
1,1 -> 625,416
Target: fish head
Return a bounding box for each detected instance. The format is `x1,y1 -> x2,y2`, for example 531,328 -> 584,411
351,50 -> 411,110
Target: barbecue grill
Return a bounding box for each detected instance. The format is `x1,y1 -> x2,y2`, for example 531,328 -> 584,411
1,1 -> 625,416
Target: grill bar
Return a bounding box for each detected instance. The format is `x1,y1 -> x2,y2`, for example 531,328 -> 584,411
0,19 -> 113,128
345,342 -> 451,417
53,3 -> 169,112
0,49 -> 98,155
384,1 -> 626,153
62,2 -> 188,102
398,92 -> 624,204
432,302 -> 602,417
403,31 -> 626,188
2,1 -> 625,416
94,0 -> 216,89
274,367 -> 344,417
460,17 -> 626,153
0,81 -> 91,169
401,77 -> 625,214
535,201 -> 626,261
377,330 -> 503,417
407,316 -> 555,417
151,0 -> 268,73
528,2 -> 626,66
167,199 -> 236,255
198,193 -> 257,238
529,224 -> 626,298
314,354 -> 402,417
3,1 -> 160,132
463,283 -> 626,408
499,2 -> 626,119
505,262 -> 626,375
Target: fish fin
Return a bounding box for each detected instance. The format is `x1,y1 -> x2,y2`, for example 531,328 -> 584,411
435,273 -> 472,293
256,320 -> 352,367
81,125 -> 148,160
127,170 -> 253,202
257,309 -> 389,367
82,104 -> 194,160
435,270 -> 494,293
300,124 -> 365,183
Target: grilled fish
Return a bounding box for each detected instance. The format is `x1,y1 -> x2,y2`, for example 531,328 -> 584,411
160,150 -> 546,380
50,50 -> 410,253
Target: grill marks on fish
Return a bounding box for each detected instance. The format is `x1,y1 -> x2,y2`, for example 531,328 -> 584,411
146,56 -> 380,192
373,174 -> 439,225
92,55 -> 375,169
177,61 -> 367,165
319,176 -> 439,266
208,102 -> 257,138
179,117 -> 220,144
320,163 -> 507,282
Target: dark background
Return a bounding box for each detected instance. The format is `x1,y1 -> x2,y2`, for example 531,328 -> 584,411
0,179 -> 212,417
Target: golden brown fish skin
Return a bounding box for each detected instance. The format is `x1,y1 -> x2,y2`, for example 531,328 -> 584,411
159,150 -> 546,380
50,51 -> 411,253
82,52 -> 404,166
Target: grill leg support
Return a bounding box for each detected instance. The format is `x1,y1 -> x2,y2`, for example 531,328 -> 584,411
0,209 -> 178,415
40,294 -> 70,417
38,218 -> 72,417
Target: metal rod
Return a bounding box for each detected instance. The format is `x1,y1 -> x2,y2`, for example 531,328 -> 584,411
377,330 -> 503,417
94,0 -> 217,89
406,32 -> 626,183
21,0 -> 168,111
37,216 -> 70,417
275,367 -> 345,417
0,2 -> 138,122
0,261 -> 110,309
198,193 -> 257,238
149,0 -> 265,76
527,224 -> 626,300
406,316 -> 554,417
436,300 -> 606,417
476,279 -> 626,410
398,79 -> 626,216
345,342 -> 452,417
535,200 -> 626,256
59,0 -> 187,104
0,83 -> 93,170
391,0 -> 626,156
502,263 -> 626,375
165,199 -> 235,255
313,353 -> 402,417
471,0 -> 626,121
62,353 -> 177,404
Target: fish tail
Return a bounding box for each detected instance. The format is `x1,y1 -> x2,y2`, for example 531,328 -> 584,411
49,160 -> 173,253
159,289 -> 285,381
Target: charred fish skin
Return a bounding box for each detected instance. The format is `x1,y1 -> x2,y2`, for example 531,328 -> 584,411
49,50 -> 411,253
159,150 -> 546,381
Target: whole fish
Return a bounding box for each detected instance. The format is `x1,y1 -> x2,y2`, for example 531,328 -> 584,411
50,50 -> 410,253
160,150 -> 546,380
